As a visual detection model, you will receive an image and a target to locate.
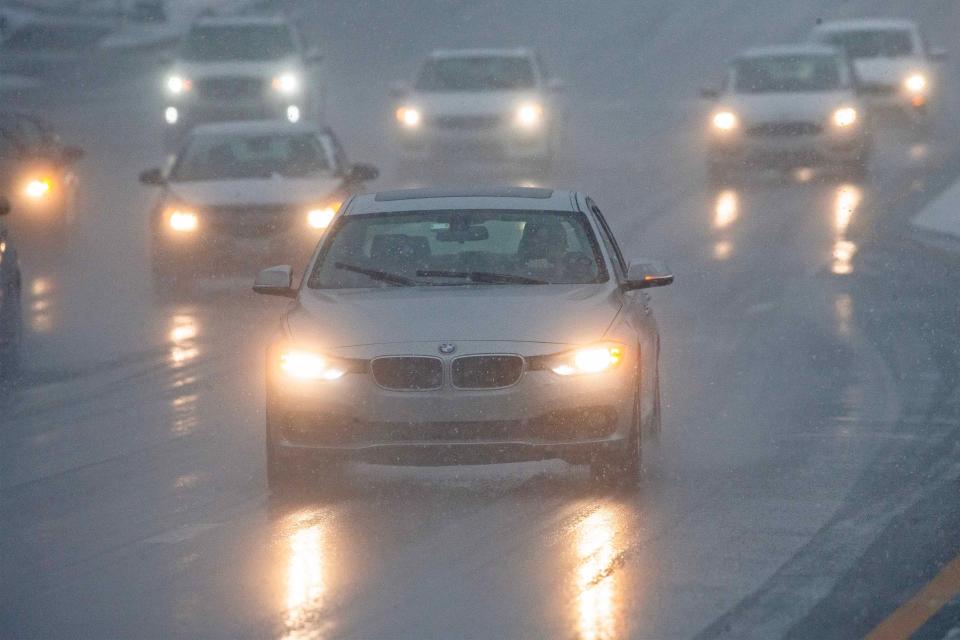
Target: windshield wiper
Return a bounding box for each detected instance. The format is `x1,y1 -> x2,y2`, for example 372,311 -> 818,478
335,262 -> 416,286
416,270 -> 548,285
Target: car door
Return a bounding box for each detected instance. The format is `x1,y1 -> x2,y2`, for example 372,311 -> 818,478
587,197 -> 660,428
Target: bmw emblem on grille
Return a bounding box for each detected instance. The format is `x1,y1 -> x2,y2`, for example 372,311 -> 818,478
438,343 -> 457,355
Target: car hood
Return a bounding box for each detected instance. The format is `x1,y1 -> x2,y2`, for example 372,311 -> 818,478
287,283 -> 622,348
173,57 -> 300,79
167,176 -> 342,207
409,90 -> 543,117
851,57 -> 925,84
725,91 -> 854,123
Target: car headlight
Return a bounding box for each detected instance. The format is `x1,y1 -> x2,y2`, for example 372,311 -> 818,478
166,75 -> 191,95
280,349 -> 346,380
306,202 -> 340,229
832,106 -> 858,128
272,72 -> 300,95
712,111 -> 739,131
396,106 -> 421,128
24,178 -> 52,199
166,208 -> 199,233
904,73 -> 928,94
548,344 -> 624,376
514,102 -> 544,128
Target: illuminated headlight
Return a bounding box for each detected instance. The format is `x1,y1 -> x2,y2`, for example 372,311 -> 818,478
166,75 -> 191,94
286,105 -> 301,123
167,208 -> 198,233
514,102 -> 544,128
24,179 -> 52,199
164,106 -> 179,125
395,106 -> 421,128
272,72 -> 300,94
306,202 -> 340,230
904,73 -> 928,94
280,349 -> 346,380
832,106 -> 858,128
549,344 -> 624,376
712,111 -> 738,131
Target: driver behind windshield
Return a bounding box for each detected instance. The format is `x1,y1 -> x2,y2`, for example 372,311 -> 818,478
170,133 -> 333,181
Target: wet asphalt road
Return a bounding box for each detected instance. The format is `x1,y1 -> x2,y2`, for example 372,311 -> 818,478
2,1 -> 960,638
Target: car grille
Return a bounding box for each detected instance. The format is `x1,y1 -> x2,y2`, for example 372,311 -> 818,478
371,357 -> 443,390
858,82 -> 896,96
747,121 -> 822,137
452,355 -> 524,389
196,76 -> 263,100
205,205 -> 296,239
431,115 -> 501,130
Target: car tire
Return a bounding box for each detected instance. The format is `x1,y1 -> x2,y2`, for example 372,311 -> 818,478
0,280 -> 22,383
151,254 -> 194,300
265,390 -> 303,494
839,157 -> 869,183
708,159 -> 736,186
590,383 -> 642,487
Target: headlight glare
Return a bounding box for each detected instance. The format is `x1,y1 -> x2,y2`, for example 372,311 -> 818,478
832,106 -> 858,128
24,178 -> 52,199
166,75 -> 191,94
272,72 -> 300,94
306,202 -> 340,229
280,350 -> 345,380
712,111 -> 738,131
904,73 -> 927,94
550,344 -> 624,376
515,102 -> 544,128
167,208 -> 198,233
396,106 -> 421,128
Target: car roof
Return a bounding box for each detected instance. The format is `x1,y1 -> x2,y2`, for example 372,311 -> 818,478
188,120 -> 322,137
429,48 -> 534,60
193,15 -> 289,28
812,18 -> 917,33
346,188 -> 578,214
736,44 -> 840,59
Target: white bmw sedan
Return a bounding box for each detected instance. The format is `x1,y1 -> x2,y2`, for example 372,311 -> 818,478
254,187 -> 673,490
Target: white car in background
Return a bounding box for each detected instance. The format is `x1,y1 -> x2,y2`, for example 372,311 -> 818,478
703,45 -> 872,182
810,19 -> 946,123
139,121 -> 378,294
253,187 -> 673,491
391,49 -> 564,169
162,15 -> 323,146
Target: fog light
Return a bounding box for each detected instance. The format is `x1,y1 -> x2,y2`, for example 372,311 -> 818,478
164,106 -> 179,125
286,105 -> 301,123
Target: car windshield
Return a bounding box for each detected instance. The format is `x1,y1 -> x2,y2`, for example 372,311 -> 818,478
734,54 -> 842,93
308,210 -> 607,288
822,29 -> 914,58
170,133 -> 333,181
180,25 -> 295,61
415,56 -> 536,91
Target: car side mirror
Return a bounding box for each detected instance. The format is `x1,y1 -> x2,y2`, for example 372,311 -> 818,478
139,167 -> 165,186
305,47 -> 323,64
546,77 -> 565,92
0,196 -> 10,216
621,260 -> 674,292
254,265 -> 296,298
388,81 -> 409,98
347,163 -> 379,182
700,87 -> 720,100
930,48 -> 947,62
62,145 -> 84,163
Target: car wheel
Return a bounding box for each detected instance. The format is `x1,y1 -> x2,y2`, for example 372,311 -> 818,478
708,159 -> 736,186
265,392 -> 303,494
590,383 -> 641,487
152,254 -> 194,300
0,282 -> 22,382
839,157 -> 869,183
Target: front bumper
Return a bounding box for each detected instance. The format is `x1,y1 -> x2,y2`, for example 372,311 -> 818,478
270,342 -> 635,465
395,121 -> 552,162
152,225 -> 322,274
708,129 -> 869,167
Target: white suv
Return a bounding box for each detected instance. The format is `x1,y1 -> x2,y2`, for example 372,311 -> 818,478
391,49 -> 563,169
162,15 -> 322,145
810,19 -> 946,123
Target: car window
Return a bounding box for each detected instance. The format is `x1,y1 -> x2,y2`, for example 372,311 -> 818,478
734,54 -> 843,93
415,56 -> 536,92
308,209 -> 609,289
180,25 -> 296,61
170,133 -> 334,181
821,29 -> 915,58
586,199 -> 626,278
